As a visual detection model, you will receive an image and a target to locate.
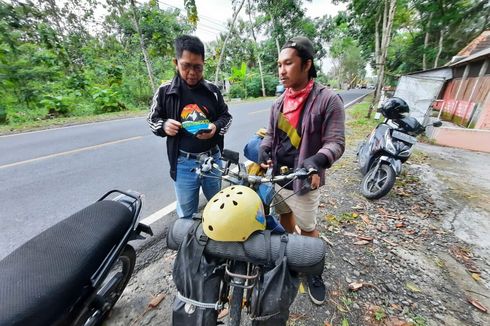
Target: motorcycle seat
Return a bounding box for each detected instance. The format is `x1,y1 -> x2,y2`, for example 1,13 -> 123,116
0,200 -> 133,326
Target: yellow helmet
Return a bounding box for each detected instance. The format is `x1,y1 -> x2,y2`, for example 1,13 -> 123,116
203,185 -> 266,241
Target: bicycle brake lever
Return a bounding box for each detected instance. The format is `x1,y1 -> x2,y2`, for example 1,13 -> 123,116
294,168 -> 310,179
201,157 -> 214,172
307,168 -> 318,176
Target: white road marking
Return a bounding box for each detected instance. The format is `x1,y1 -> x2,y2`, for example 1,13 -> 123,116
345,92 -> 373,108
141,160 -> 253,225
140,201 -> 178,225
0,136 -> 143,169
248,108 -> 270,115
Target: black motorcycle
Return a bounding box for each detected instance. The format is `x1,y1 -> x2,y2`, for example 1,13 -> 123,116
0,190 -> 152,326
357,97 -> 442,199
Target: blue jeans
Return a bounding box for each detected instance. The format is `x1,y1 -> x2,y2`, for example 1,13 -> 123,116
174,151 -> 222,219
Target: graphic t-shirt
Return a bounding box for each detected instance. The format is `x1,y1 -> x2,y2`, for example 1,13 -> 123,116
179,81 -> 218,153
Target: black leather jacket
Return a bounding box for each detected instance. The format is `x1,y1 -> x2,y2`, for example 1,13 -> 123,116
148,75 -> 232,180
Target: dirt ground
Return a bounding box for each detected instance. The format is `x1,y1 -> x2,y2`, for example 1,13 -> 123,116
106,137 -> 490,325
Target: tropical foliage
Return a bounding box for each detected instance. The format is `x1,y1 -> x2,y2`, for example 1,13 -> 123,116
0,0 -> 488,125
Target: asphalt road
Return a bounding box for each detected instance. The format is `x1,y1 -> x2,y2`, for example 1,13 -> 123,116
0,89 -> 371,260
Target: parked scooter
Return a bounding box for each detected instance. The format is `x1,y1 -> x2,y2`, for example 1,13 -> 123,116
0,190 -> 152,326
357,97 -> 442,199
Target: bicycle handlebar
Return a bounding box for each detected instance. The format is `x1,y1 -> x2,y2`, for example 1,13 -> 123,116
197,156 -> 317,186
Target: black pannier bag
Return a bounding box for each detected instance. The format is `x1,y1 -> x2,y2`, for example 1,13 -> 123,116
250,233 -> 299,326
171,220 -> 224,326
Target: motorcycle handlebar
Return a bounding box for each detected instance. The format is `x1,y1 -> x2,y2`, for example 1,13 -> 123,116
167,218 -> 326,275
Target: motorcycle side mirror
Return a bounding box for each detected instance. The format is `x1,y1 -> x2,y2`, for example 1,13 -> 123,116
432,120 -> 443,127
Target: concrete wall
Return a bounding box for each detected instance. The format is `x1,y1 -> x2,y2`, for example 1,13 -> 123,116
428,126 -> 490,152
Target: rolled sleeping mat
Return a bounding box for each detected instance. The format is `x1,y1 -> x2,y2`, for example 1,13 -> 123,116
167,218 -> 326,275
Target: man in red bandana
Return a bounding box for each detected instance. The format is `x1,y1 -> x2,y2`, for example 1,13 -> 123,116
260,37 -> 345,305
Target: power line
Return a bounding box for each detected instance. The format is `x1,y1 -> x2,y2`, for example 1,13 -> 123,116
158,0 -> 227,28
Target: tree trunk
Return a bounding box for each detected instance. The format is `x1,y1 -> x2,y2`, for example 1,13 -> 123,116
247,0 -> 266,97
129,0 -> 156,92
275,38 -> 281,57
368,0 -> 396,118
214,0 -> 246,85
422,14 -> 432,70
374,14 -> 381,76
372,13 -> 382,106
434,29 -> 445,68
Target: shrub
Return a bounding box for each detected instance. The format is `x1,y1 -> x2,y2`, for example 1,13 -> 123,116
39,94 -> 74,117
0,104 -> 7,124
244,74 -> 278,97
92,87 -> 127,114
228,83 -> 247,99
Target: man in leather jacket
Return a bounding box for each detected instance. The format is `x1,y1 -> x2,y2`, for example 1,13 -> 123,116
148,35 -> 232,219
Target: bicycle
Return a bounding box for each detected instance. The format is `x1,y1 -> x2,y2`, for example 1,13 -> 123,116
167,149 -> 326,326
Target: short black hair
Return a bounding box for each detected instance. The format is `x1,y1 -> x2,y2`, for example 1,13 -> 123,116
297,51 -> 317,79
175,35 -> 205,60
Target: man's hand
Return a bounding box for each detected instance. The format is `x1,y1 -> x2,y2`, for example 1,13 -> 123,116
310,174 -> 320,190
259,147 -> 272,169
196,123 -> 217,140
163,119 -> 181,136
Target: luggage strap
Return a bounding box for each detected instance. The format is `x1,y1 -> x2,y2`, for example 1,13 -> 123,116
177,291 -> 224,310
188,220 -> 209,274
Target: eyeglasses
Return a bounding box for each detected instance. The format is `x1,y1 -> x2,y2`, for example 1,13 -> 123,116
179,62 -> 204,73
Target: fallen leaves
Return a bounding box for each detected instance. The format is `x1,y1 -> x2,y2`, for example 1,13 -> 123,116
405,282 -> 421,293
467,297 -> 488,313
471,273 -> 481,282
383,317 -> 412,326
353,234 -> 373,245
148,293 -> 166,308
395,222 -> 405,228
449,245 -> 481,275
354,240 -> 371,245
434,257 -> 446,268
320,234 -> 334,247
348,281 -> 364,291
348,281 -> 382,293
377,207 -> 389,217
381,238 -> 398,246
358,235 -> 374,241
289,312 -> 307,321
360,214 -> 371,225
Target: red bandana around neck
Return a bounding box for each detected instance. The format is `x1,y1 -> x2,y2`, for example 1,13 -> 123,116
282,79 -> 314,128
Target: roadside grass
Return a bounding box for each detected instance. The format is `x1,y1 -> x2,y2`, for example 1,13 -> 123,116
346,97 -> 378,147
0,109 -> 147,135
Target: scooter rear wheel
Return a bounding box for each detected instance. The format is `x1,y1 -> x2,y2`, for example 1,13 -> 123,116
361,163 -> 396,199
77,245 -> 136,326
